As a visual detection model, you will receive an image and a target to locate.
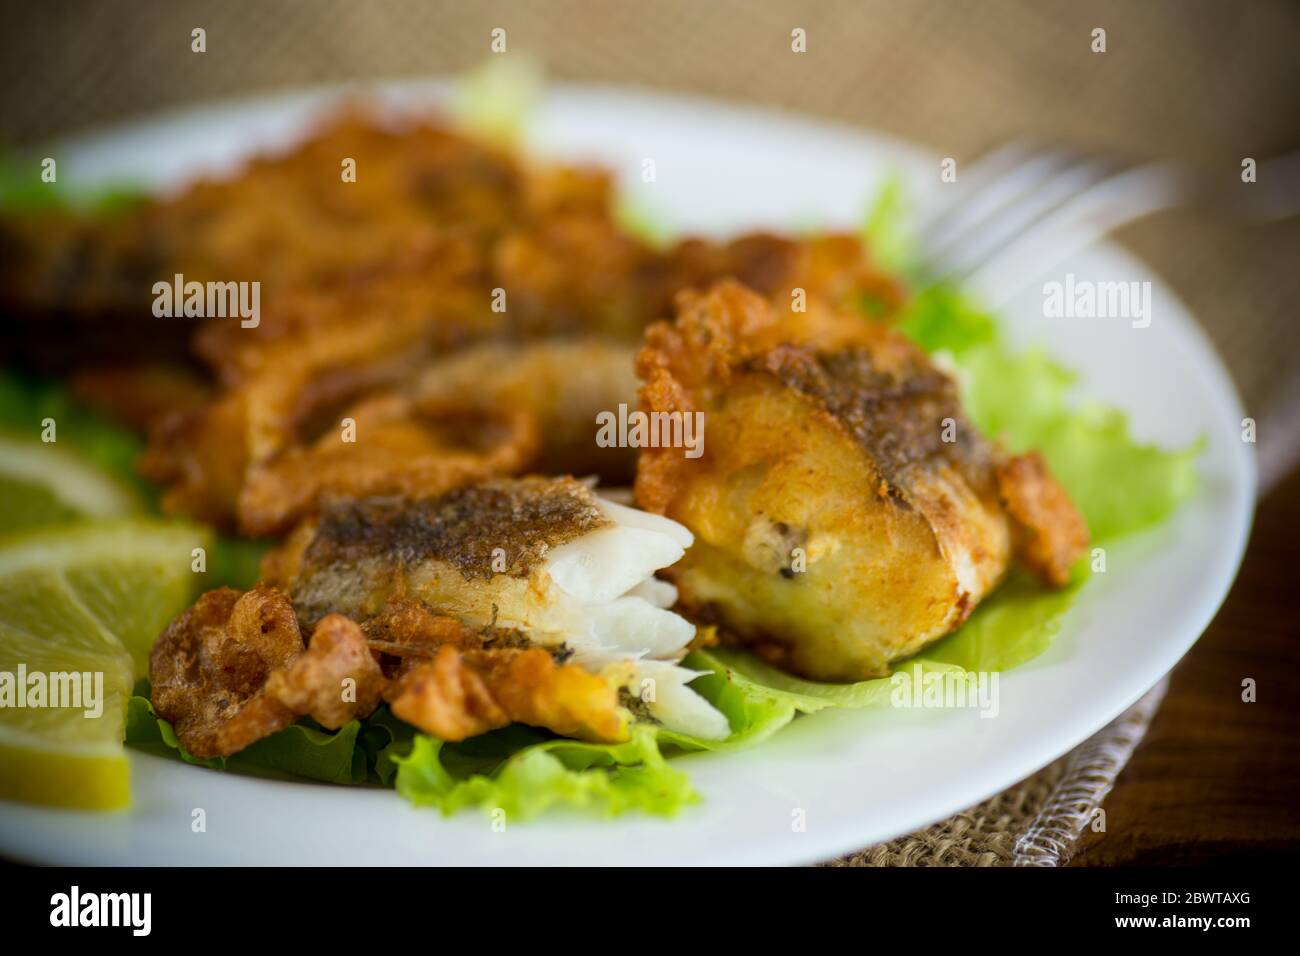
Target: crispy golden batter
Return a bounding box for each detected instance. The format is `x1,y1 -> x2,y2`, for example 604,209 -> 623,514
387,643 -> 627,744
371,607 -> 628,743
635,280 -> 1087,681
138,249 -> 502,528
149,585 -> 384,758
994,451 -> 1091,587
408,337 -> 641,480
237,392 -> 541,537
1,109 -> 521,370
149,586 -> 302,758
263,613 -> 385,730
142,332 -> 641,531
3,109 -> 555,334
666,233 -> 905,318
467,646 -> 627,742
150,575 -> 631,755
387,645 -> 510,741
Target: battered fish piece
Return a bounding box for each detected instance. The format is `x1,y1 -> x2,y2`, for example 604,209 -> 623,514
0,107 -> 605,366
666,232 -> 905,318
407,337 -> 641,480
4,104 -> 908,532
167,332 -> 638,536
138,245 -> 503,528
8,107 -> 656,525
149,585 -> 384,759
635,280 -> 1088,682
136,231 -> 890,531
266,476 -> 730,740
237,391 -> 540,536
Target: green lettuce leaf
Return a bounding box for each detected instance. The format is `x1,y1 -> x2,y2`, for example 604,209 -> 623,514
689,647 -> 961,714
0,150 -> 144,213
862,171 -> 915,274
0,372 -> 146,498
897,287 -> 1201,542
654,650 -> 807,753
0,372 -> 267,588
917,568 -> 1086,672
449,57 -> 542,146
125,694 -> 371,785
614,194 -> 676,249
391,723 -> 696,820
896,284 -> 998,356
1026,403 -> 1202,543
363,705 -> 416,785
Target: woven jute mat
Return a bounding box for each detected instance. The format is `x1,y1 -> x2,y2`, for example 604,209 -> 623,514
829,679 -> 1169,866
3,0 -> 1296,866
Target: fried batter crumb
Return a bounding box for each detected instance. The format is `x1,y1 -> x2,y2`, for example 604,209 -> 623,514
386,645 -> 510,742
150,586 -> 386,758
995,452 -> 1091,587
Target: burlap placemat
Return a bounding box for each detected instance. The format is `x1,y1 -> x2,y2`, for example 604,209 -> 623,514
826,678 -> 1169,867
2,0 -> 1295,865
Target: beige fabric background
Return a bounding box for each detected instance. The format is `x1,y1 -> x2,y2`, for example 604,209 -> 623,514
2,0 -> 1296,864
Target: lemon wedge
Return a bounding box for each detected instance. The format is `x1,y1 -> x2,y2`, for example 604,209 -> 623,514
0,522 -> 209,809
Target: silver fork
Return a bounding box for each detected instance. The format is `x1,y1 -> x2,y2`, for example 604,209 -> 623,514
916,142 -> 1300,301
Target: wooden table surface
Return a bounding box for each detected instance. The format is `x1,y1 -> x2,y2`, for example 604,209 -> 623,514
1071,465 -> 1300,865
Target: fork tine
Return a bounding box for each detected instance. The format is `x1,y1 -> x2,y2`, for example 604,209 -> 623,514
954,163 -> 1189,303
915,141 -> 1037,234
929,156 -> 1122,281
920,149 -> 1073,261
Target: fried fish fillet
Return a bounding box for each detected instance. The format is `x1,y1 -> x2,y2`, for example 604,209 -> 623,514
137,247 -> 502,528
0,108 -> 601,359
236,391 -> 541,537
265,476 -> 729,740
4,104 -> 907,532
406,337 -> 641,479
137,230 -> 890,531
146,334 -> 640,536
635,280 -> 1089,682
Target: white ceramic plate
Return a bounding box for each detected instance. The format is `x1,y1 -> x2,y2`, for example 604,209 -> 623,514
0,82 -> 1254,866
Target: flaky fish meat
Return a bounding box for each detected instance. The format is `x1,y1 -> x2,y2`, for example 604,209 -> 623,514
265,476 -> 730,740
